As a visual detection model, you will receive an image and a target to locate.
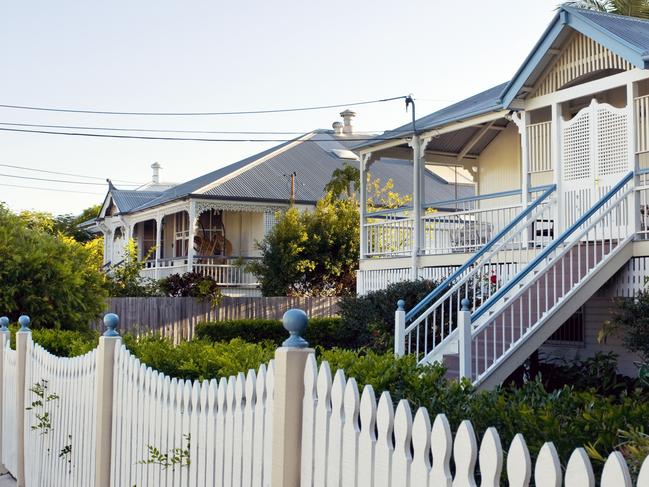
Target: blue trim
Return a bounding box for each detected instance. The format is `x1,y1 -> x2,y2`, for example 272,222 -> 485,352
472,171 -> 633,322
638,167 -> 649,175
404,184 -> 557,322
501,14 -> 566,107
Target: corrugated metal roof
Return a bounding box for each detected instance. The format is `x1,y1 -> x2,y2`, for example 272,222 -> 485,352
110,131 -> 473,214
355,83 -> 508,150
566,6 -> 649,55
111,190 -> 162,213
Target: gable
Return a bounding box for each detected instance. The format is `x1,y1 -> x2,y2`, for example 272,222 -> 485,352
531,31 -> 632,98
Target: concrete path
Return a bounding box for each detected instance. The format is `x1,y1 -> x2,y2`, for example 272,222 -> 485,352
0,474 -> 16,486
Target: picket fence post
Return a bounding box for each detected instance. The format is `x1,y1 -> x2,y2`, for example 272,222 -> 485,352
394,300 -> 406,357
15,315 -> 30,487
0,316 -> 9,475
95,313 -> 121,487
271,309 -> 315,487
459,299 -> 472,380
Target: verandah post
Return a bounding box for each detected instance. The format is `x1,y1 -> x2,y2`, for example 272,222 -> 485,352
458,299 -> 472,380
271,309 -> 314,487
394,299 -> 406,357
0,317 -> 9,474
15,315 -> 31,487
95,313 -> 121,487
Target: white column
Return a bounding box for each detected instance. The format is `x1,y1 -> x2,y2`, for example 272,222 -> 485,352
551,102 -> 564,233
154,215 -> 162,279
512,112 -> 531,244
95,314 -> 121,487
15,316 -> 30,487
394,300 -> 406,357
0,317 -> 9,474
458,300 -> 472,380
359,153 -> 371,260
628,81 -> 640,236
410,136 -> 422,280
187,201 -> 196,272
271,310 -> 314,487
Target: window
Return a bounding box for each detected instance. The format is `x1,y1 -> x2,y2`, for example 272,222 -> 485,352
141,220 -> 156,260
264,210 -> 279,236
174,212 -> 189,258
548,307 -> 585,344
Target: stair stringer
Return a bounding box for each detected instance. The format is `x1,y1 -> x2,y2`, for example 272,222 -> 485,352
474,239 -> 633,391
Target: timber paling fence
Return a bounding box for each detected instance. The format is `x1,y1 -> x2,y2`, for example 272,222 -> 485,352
91,296 -> 341,342
0,314 -> 648,486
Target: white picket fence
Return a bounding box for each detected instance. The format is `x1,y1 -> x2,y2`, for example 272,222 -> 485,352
0,312 -> 648,486
110,345 -> 274,487
302,355 -> 649,487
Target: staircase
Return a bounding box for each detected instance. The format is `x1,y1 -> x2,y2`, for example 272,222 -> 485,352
400,171 -> 636,389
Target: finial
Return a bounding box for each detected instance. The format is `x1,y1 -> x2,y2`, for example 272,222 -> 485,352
0,317 -> 8,332
282,309 -> 309,348
461,299 -> 471,312
18,315 -> 30,332
103,313 -> 120,337
397,299 -> 405,311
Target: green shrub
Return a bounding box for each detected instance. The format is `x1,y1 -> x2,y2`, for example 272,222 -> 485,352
195,317 -> 359,349
338,279 -> 442,352
121,335 -> 275,381
607,291 -> 649,361
7,326 -> 99,357
158,272 -> 222,304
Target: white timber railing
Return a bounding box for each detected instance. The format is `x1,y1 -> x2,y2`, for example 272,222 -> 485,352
527,120 -> 553,173
399,185 -> 557,364
0,310 -> 648,486
139,256 -> 260,287
634,94 -> 649,154
364,187 -> 554,258
466,172 -> 634,387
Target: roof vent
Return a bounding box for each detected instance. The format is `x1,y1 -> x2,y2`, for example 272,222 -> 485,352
332,121 -> 343,135
151,162 -> 161,184
340,109 -> 356,135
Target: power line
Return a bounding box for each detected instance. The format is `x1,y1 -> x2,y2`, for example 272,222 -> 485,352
0,182 -> 103,195
0,172 -> 133,186
0,95 -> 408,116
0,126 -> 395,143
0,162 -> 143,184
0,121 -> 382,136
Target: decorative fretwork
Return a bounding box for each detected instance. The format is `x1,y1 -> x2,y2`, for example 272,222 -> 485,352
194,200 -> 283,215
562,106 -> 592,181
532,33 -> 632,98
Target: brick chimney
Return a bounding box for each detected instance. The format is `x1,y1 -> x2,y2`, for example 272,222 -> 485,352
151,162 -> 161,184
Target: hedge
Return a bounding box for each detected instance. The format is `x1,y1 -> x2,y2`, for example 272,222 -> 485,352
195,317 -> 360,349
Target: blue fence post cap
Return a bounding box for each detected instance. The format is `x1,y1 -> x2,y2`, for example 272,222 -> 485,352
0,317 -> 8,332
282,308 -> 309,348
461,299 -> 471,312
18,315 -> 30,332
397,299 -> 406,311
103,313 -> 120,337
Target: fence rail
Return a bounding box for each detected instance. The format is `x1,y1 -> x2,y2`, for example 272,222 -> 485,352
0,312 -> 648,486
91,296 -> 341,341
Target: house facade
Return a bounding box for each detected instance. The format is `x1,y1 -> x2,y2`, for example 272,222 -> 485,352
94,111 -> 472,296
356,6 -> 649,386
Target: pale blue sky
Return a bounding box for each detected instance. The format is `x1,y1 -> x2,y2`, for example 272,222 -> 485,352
0,0 -> 560,214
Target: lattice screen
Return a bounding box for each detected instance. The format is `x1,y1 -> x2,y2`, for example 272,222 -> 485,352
562,109 -> 592,181
596,105 -> 628,176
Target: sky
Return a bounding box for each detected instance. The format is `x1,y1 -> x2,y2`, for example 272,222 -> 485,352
0,0 -> 561,215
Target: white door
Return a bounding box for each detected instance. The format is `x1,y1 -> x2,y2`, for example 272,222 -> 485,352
561,98 -> 629,229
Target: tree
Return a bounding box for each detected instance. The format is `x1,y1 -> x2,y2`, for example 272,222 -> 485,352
249,194 -> 359,296
563,0 -> 649,18
18,204 -> 101,243
325,162 -> 360,199
105,240 -> 160,297
0,204 -> 107,330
